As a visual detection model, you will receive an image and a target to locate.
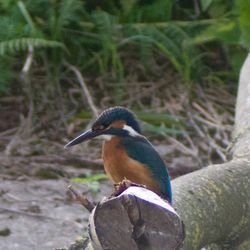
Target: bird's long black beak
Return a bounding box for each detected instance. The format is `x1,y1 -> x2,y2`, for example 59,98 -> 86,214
64,129 -> 103,148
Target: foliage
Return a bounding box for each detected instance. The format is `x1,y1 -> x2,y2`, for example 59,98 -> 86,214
0,38 -> 64,55
0,0 -> 249,108
72,173 -> 108,184
235,0 -> 250,48
72,173 -> 108,195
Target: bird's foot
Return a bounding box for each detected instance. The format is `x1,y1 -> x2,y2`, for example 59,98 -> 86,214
112,178 -> 147,197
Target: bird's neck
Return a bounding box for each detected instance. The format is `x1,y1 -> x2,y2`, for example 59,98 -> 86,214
100,134 -> 113,141
102,135 -> 124,163
102,135 -> 120,151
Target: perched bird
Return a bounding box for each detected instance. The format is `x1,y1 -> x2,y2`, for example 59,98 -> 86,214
65,107 -> 172,204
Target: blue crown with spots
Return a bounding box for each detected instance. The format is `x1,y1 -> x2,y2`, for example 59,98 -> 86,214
92,107 -> 141,133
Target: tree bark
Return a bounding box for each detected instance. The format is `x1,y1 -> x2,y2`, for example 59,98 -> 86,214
172,160 -> 250,249
172,53 -> 250,249
87,187 -> 184,250
233,53 -> 250,160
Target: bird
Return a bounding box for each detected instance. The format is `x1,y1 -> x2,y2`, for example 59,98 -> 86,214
65,106 -> 172,204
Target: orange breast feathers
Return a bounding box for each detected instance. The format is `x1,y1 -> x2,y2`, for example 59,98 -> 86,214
102,136 -> 161,195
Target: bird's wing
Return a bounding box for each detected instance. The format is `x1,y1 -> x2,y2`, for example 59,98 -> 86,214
120,136 -> 172,202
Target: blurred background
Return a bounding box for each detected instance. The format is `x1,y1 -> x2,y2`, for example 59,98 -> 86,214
0,0 -> 249,249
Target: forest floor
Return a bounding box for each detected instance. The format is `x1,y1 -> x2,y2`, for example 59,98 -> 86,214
0,137 -> 198,250
0,150 -> 113,250
0,137 -> 188,250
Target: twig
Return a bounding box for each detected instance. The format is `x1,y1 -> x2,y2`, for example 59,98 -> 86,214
0,205 -> 54,220
68,185 -> 94,212
31,154 -> 103,169
21,44 -> 33,74
4,118 -> 24,155
194,115 -> 223,130
123,82 -> 165,106
167,136 -> 198,157
0,127 -> 17,137
188,111 -> 226,162
4,45 -> 34,155
64,62 -> 99,118
192,102 -> 217,124
193,0 -> 201,17
187,111 -> 206,138
204,127 -> 227,162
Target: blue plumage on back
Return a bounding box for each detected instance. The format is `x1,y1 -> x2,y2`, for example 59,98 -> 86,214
120,136 -> 172,203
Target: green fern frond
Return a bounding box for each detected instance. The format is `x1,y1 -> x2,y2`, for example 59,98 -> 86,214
58,0 -> 82,24
92,11 -> 116,42
191,20 -> 239,45
121,0 -> 174,22
125,25 -> 184,74
91,11 -> 124,79
0,38 -> 65,55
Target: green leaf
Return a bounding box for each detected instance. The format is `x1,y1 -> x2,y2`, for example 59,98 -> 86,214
71,174 -> 108,184
207,0 -> 232,18
17,1 -> 36,35
191,20 -> 240,45
201,0 -> 213,12
0,38 -> 65,55
142,124 -> 184,135
137,111 -> 180,124
120,0 -> 137,14
236,0 -> 250,48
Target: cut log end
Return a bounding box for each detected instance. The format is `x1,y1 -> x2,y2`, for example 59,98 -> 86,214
88,186 -> 185,250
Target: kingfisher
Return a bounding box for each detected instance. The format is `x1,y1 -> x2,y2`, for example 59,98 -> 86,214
65,107 -> 172,204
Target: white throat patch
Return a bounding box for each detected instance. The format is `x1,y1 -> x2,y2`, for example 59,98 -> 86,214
123,125 -> 139,137
100,134 -> 113,141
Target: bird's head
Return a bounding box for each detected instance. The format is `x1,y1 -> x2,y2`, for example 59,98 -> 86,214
65,106 -> 141,147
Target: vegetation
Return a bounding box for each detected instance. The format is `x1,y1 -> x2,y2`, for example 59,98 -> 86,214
0,0 -> 249,165
0,0 -> 248,94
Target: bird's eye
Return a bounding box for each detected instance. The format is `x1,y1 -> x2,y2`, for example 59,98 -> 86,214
98,125 -> 106,130
92,124 -> 106,131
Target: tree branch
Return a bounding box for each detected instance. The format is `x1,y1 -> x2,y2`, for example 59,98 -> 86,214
171,53 -> 250,249
64,62 -> 99,118
232,53 -> 250,159
68,185 -> 94,212
172,160 -> 250,249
